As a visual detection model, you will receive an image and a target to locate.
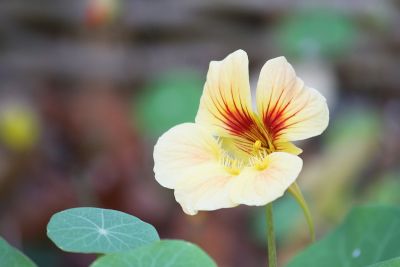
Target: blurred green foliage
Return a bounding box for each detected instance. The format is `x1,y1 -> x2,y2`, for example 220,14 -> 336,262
367,257 -> 400,267
0,237 -> 37,267
277,9 -> 356,58
251,195 -> 302,246
288,205 -> 400,267
300,106 -> 381,223
365,172 -> 400,205
325,107 -> 380,148
134,71 -> 203,138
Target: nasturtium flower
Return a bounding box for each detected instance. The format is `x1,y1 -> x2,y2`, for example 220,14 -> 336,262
154,50 -> 329,215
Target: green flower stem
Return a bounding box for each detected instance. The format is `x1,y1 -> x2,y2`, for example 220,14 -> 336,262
266,203 -> 277,267
288,183 -> 315,242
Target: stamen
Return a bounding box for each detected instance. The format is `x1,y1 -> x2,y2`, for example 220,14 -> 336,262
249,150 -> 269,171
220,153 -> 242,175
253,140 -> 262,153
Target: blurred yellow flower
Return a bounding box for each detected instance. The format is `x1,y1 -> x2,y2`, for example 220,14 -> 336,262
0,104 -> 39,152
154,50 -> 329,215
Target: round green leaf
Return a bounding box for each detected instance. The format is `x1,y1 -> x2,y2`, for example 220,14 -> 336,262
47,207 -> 159,254
91,240 -> 217,267
0,237 -> 37,267
288,205 -> 400,267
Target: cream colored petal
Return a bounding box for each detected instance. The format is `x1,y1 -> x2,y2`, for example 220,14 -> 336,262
230,152 -> 302,206
195,50 -> 265,153
174,162 -> 238,215
153,123 -> 221,189
274,140 -> 303,155
256,56 -> 329,142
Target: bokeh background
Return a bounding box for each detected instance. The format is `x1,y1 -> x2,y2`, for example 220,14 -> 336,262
0,0 -> 399,266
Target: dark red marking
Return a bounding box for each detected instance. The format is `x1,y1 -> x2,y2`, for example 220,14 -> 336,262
206,83 -> 272,153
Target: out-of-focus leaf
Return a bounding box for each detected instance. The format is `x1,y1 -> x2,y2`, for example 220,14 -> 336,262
287,205 -> 400,267
365,172 -> 400,205
0,237 -> 37,267
325,108 -> 379,148
299,107 -> 380,222
252,195 -> 301,245
47,207 -> 159,254
276,9 -> 356,58
91,240 -> 217,267
134,71 -> 202,138
367,257 -> 400,267
24,243 -> 59,267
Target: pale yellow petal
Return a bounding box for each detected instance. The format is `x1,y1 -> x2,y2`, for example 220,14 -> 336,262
174,162 -> 238,215
256,56 -> 329,143
153,123 -> 221,189
274,140 -> 303,155
230,152 -> 302,206
195,50 -> 267,153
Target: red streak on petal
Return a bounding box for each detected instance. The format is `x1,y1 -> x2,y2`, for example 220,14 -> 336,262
263,94 -> 310,141
206,83 -> 272,153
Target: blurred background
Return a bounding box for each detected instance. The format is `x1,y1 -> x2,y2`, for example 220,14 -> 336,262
0,0 -> 399,266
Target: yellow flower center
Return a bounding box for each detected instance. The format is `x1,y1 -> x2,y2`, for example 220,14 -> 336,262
219,139 -> 273,175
